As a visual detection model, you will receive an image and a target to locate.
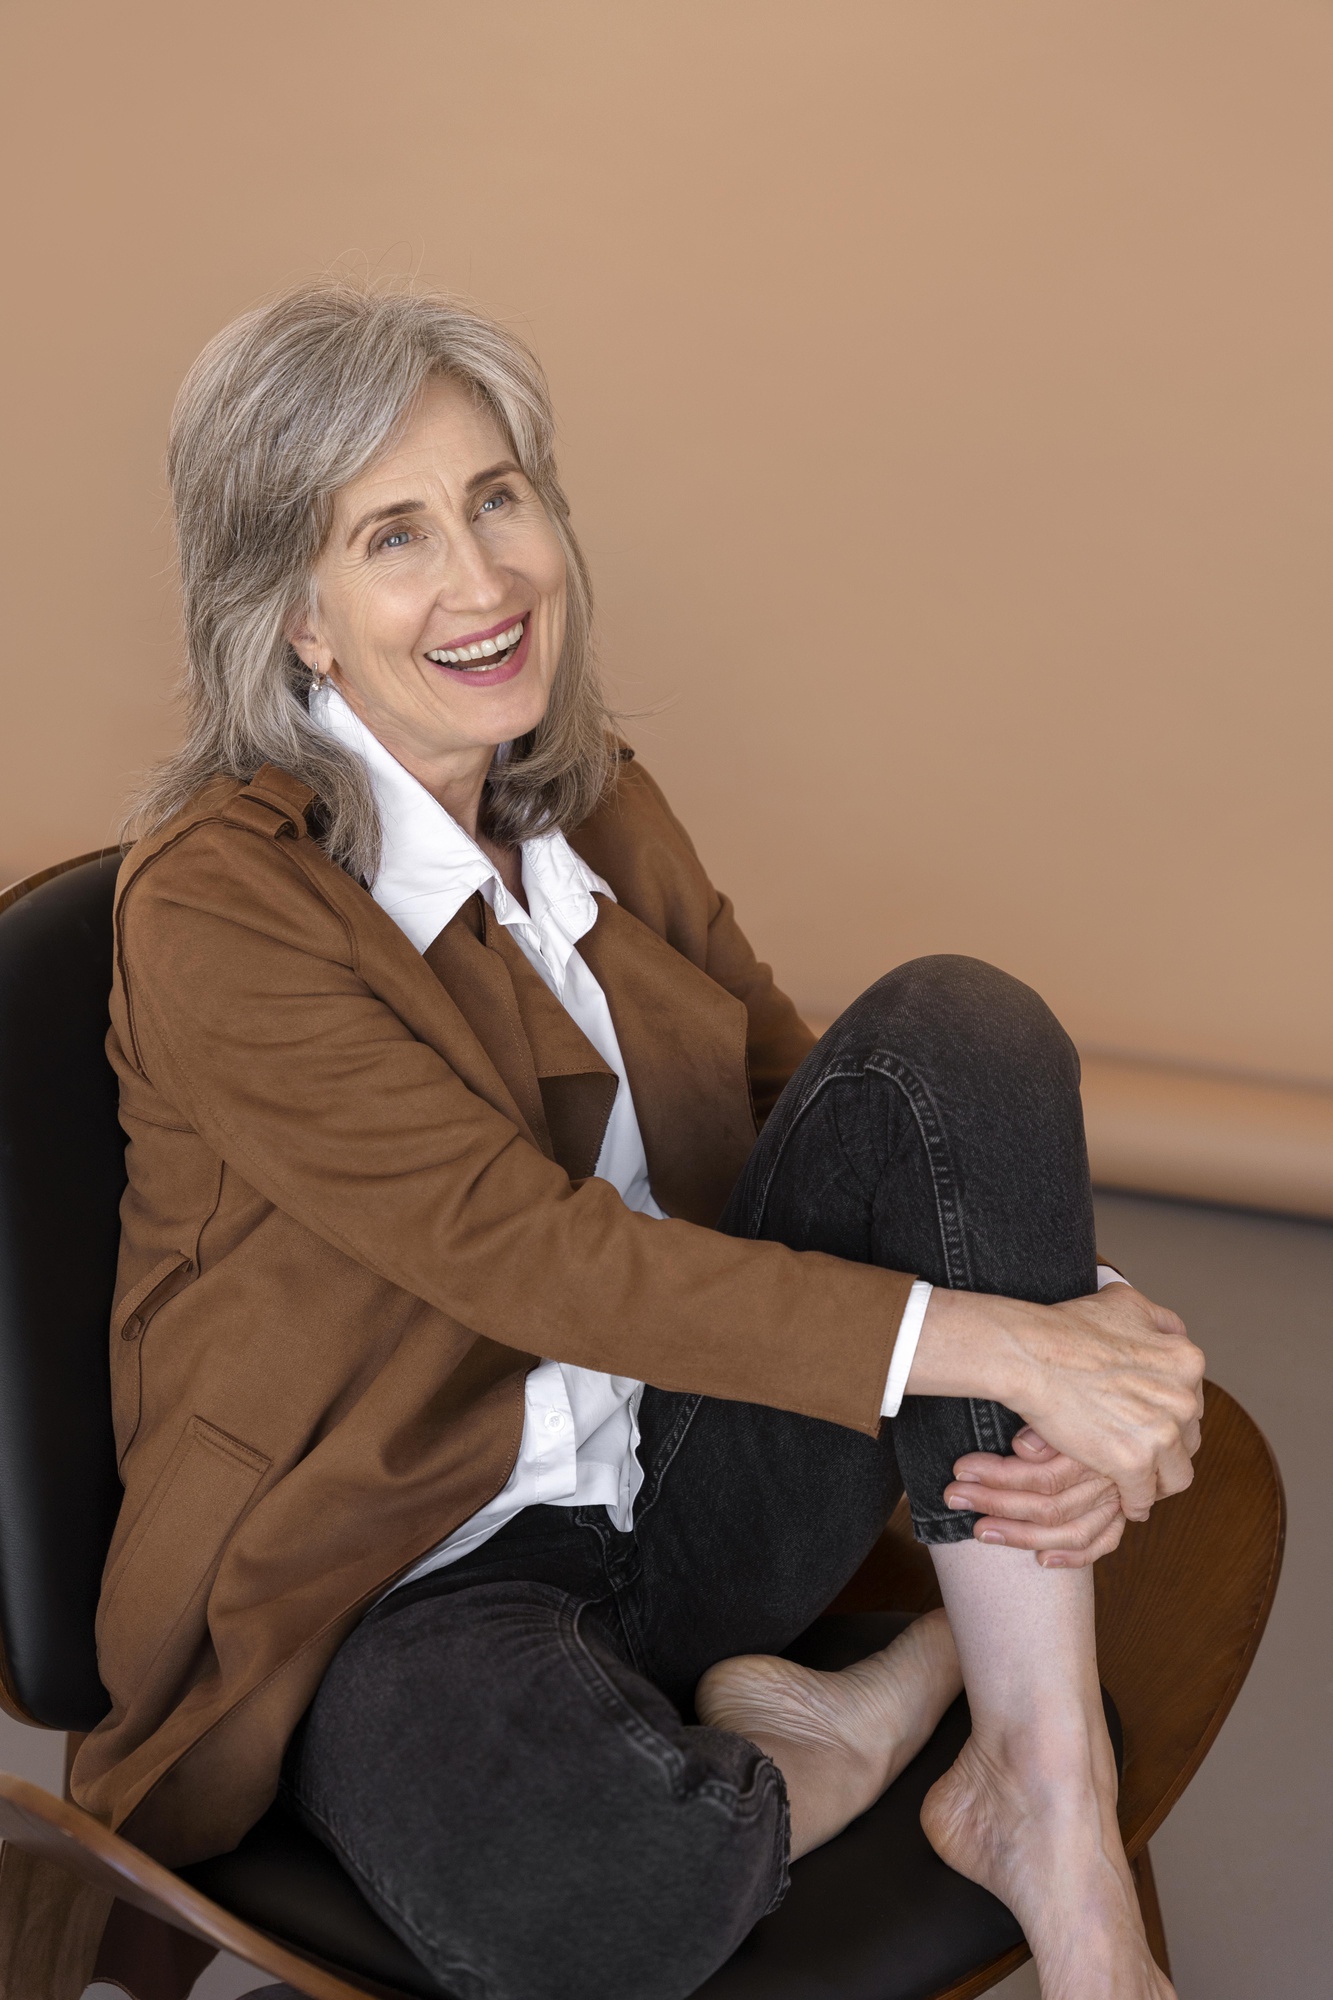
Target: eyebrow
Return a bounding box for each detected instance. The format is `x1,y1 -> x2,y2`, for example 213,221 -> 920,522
345,462 -> 524,547
346,498 -> 427,546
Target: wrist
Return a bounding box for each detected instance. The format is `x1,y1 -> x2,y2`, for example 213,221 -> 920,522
907,1286 -> 1045,1412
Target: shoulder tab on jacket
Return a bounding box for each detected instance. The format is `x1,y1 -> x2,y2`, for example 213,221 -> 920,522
226,765 -> 317,839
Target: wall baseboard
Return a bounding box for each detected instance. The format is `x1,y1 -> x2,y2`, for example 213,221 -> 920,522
1078,1052 -> 1333,1222
802,1019 -> 1333,1222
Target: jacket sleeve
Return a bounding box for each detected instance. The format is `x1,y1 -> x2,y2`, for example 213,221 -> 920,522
115,822 -> 908,1437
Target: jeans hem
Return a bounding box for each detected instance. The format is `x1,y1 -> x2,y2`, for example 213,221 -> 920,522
909,1511 -> 979,1546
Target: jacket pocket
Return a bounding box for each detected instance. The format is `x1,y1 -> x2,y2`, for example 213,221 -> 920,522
98,1415 -> 270,1701
110,1254 -> 194,1469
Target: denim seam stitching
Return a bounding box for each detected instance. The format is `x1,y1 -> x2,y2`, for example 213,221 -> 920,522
557,1601 -> 777,1824
631,1391 -> 704,1520
859,1052 -> 1012,1460
753,1051 -> 1014,1482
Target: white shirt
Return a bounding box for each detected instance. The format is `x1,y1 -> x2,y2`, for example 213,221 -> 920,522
311,684 -> 663,1584
309,685 -> 940,1585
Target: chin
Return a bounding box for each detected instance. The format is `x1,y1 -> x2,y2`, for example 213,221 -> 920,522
490,690 -> 554,746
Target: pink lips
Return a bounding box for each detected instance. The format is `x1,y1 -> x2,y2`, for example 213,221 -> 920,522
424,613 -> 532,689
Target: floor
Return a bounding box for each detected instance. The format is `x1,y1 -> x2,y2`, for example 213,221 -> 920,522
2,1189 -> 1328,1999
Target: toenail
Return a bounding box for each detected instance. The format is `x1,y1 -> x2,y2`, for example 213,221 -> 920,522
979,1530 -> 1006,1544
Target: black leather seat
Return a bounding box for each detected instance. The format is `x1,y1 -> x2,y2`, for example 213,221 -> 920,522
1,856 -> 1123,2000
186,1612 -> 1121,2000
0,853 -> 126,1731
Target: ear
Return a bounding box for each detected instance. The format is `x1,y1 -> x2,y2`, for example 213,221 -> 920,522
285,606 -> 319,660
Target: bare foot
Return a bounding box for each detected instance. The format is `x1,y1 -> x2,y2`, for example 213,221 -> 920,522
696,1609 -> 962,1857
921,1723 -> 1175,2000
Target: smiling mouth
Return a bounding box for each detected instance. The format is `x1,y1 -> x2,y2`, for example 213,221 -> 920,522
426,617 -> 526,672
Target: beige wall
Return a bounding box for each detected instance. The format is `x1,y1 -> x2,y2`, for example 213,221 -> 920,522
3,1 -> 1330,1088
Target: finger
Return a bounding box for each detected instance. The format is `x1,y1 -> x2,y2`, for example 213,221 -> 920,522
1115,1466 -> 1158,1521
950,1450 -> 1088,1492
972,1495 -> 1123,1553
1037,1514 -> 1127,1568
1154,1441 -> 1196,1501
948,1476 -> 1116,1527
1010,1427 -> 1059,1460
1184,1416 -> 1201,1458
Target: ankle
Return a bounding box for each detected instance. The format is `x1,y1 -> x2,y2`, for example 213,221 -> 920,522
967,1706 -> 1118,1802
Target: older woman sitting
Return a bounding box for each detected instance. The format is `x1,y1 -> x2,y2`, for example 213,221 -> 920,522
74,286 -> 1202,2000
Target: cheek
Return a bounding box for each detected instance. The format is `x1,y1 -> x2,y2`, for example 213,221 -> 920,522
528,520 -> 567,604
535,544 -> 568,652
338,572 -> 428,665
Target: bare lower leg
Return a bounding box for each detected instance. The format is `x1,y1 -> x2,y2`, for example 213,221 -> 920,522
923,1542 -> 1173,2000
697,1609 -> 961,1858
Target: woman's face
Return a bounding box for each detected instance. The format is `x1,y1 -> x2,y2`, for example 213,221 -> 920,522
295,373 -> 567,782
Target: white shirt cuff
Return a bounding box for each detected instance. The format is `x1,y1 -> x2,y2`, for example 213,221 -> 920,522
1097,1263 -> 1128,1289
880,1280 -> 933,1418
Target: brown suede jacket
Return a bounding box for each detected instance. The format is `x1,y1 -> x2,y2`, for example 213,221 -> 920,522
71,754 -> 914,1864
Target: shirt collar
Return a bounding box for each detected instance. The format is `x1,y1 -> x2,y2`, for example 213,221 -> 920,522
308,681 -> 613,971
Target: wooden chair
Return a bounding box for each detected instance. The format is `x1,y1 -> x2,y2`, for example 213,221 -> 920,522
0,854 -> 1285,2000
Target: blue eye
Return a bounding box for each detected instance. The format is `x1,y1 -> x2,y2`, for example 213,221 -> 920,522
479,491 -> 511,514
380,528 -> 412,550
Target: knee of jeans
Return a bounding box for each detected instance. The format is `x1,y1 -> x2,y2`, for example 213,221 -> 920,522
847,954 -> 1080,1089
419,1732 -> 787,2000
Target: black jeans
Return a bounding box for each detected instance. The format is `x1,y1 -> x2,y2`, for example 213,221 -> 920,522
285,958 -> 1097,2000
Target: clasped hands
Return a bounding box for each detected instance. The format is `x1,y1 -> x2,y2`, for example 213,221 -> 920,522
927,1279 -> 1206,1569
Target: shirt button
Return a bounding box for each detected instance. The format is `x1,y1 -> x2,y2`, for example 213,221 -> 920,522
543,1410 -> 568,1434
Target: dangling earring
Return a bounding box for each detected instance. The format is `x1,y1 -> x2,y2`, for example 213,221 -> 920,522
308,660 -> 323,696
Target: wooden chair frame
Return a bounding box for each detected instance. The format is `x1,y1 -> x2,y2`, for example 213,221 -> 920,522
0,1379 -> 1283,2000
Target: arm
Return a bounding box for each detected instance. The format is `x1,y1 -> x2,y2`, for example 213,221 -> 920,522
116,822 -> 911,1434
576,756 -> 1202,1511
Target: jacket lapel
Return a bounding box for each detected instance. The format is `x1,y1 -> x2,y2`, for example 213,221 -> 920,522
484,915 -> 619,1184
577,899 -> 756,1224
410,886 -> 757,1224
423,899 -> 619,1184
422,901 -> 551,1156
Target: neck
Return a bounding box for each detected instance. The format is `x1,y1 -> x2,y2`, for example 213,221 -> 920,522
380,729 -> 526,904
403,746 -> 493,841
327,677 -> 497,839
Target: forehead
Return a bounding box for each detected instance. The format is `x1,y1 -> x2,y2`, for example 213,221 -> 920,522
333,374 -> 511,515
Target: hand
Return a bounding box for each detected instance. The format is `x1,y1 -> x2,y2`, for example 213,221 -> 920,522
944,1427 -> 1127,1568
1010,1283 -> 1205,1521
911,1281 -> 1205,1524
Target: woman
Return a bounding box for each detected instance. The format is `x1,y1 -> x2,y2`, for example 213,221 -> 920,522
75,286 -> 1203,2000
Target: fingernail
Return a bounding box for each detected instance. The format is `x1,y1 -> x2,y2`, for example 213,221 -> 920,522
979,1530 -> 1006,1544
1041,1555 -> 1068,1568
946,1493 -> 971,1509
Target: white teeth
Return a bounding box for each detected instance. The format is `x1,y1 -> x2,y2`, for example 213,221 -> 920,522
426,619 -> 525,667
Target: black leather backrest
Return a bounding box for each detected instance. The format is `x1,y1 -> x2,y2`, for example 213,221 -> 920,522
0,856 -> 125,1728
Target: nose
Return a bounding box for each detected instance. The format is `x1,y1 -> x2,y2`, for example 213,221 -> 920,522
436,520 -> 511,617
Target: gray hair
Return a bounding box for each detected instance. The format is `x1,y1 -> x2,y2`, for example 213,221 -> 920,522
128,283 -> 613,878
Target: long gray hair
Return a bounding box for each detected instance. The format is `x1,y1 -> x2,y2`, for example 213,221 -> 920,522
128,284 -> 613,878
